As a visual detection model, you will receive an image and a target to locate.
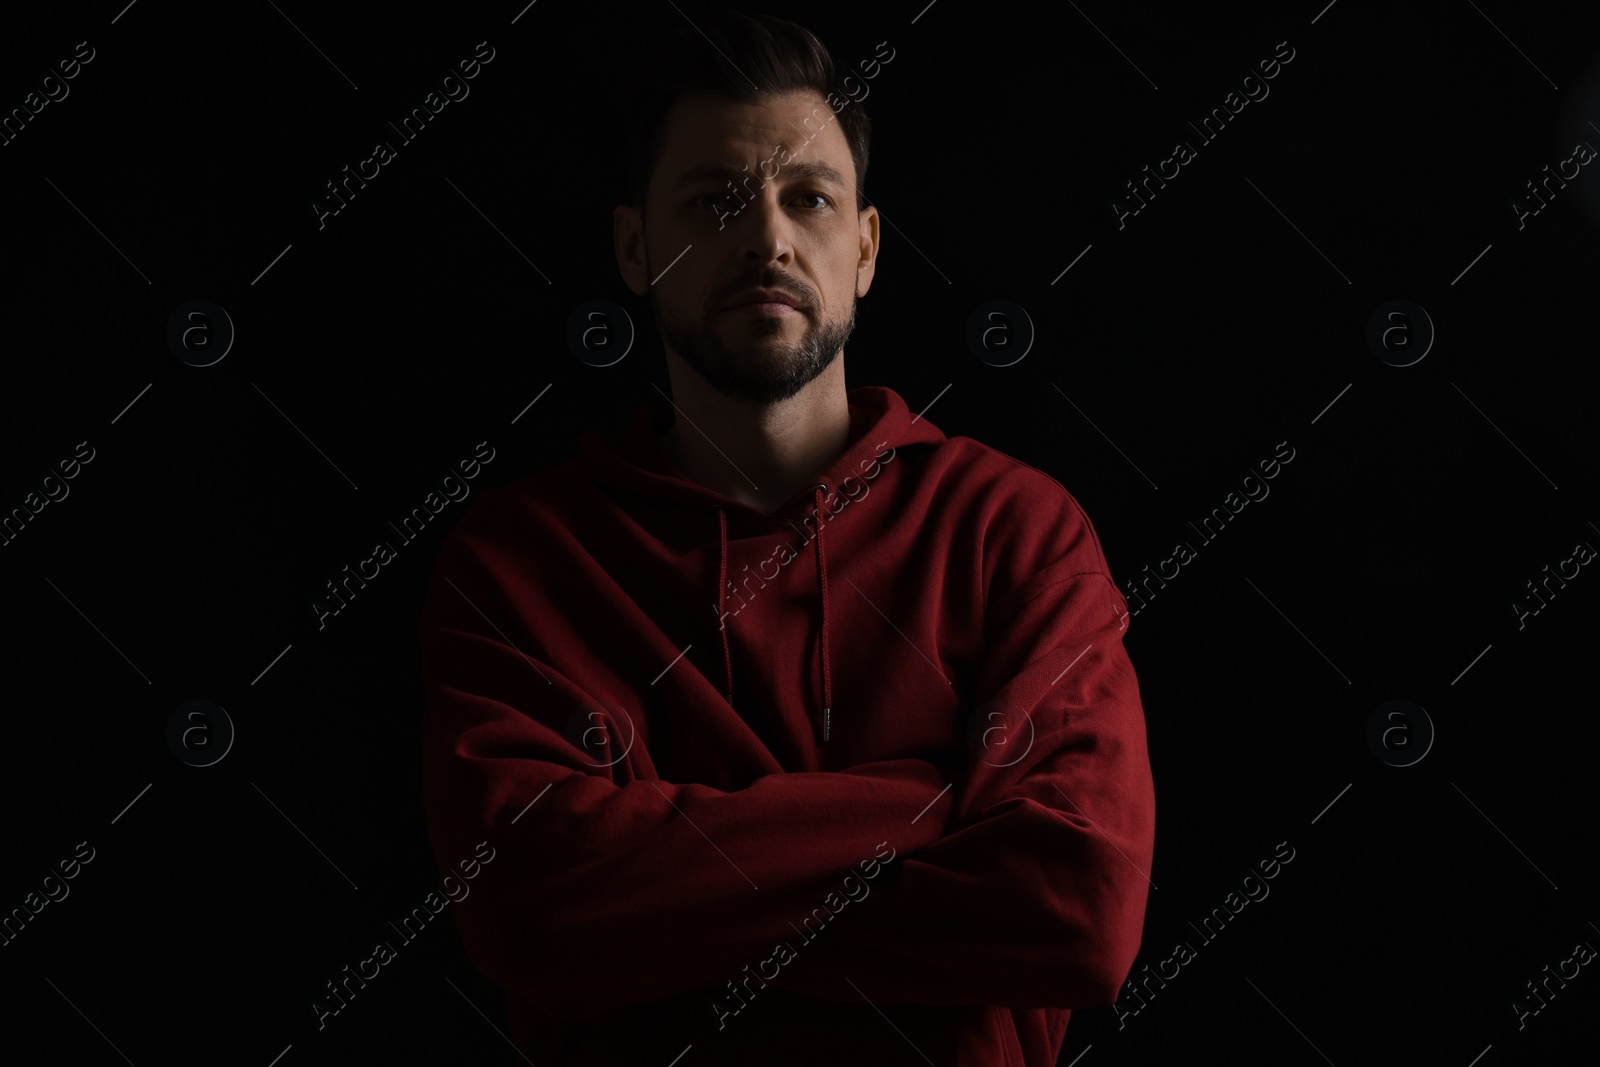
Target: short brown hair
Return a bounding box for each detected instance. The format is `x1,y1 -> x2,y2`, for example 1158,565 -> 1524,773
620,10 -> 872,220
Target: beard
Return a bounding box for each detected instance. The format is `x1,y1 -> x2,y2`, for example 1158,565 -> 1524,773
649,270 -> 859,405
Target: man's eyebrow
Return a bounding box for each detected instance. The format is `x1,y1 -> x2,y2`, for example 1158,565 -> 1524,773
673,159 -> 850,189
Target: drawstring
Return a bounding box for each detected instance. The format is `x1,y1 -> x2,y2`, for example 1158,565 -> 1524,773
713,484 -> 834,745
717,507 -> 734,709
811,484 -> 833,743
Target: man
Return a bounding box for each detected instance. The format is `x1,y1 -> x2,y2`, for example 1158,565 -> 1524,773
420,11 -> 1155,1065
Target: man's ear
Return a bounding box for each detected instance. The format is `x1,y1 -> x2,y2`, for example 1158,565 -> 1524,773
614,204 -> 651,296
855,204 -> 880,298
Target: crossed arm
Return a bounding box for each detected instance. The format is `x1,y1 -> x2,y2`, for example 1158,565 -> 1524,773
420,494 -> 1155,1023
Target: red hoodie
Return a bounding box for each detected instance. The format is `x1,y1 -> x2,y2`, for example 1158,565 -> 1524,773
419,385 -> 1156,1066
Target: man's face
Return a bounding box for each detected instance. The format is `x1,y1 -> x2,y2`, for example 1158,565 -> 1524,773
615,89 -> 880,405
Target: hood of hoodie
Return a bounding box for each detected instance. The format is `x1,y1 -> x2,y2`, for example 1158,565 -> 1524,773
577,385 -> 946,750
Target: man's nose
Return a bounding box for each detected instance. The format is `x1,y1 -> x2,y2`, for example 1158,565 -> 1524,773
733,193 -> 795,264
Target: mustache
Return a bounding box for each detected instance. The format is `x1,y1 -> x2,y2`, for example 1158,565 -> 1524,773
720,278 -> 813,309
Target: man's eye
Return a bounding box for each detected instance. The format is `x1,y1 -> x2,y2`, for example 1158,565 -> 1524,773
691,193 -> 832,213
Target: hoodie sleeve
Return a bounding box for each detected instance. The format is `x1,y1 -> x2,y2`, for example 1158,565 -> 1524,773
418,508 -> 958,1023
754,474 -> 1156,1010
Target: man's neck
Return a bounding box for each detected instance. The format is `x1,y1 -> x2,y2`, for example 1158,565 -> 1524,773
657,356 -> 852,514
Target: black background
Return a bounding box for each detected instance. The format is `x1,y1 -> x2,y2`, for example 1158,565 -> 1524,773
3,1 -> 1598,1064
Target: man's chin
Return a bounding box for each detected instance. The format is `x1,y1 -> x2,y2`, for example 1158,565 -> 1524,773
717,316 -> 806,343
709,332 -> 810,369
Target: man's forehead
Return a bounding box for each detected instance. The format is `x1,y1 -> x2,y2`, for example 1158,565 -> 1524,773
661,89 -> 842,158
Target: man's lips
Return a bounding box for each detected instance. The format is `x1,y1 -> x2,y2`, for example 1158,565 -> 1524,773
726,288 -> 803,309
727,301 -> 800,316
